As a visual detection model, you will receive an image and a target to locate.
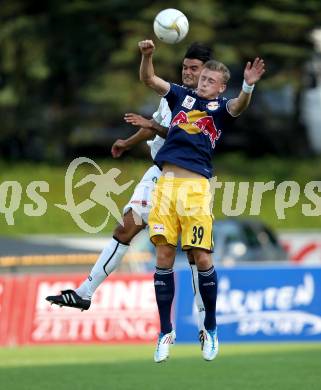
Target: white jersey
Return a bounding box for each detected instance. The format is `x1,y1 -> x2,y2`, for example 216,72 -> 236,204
146,98 -> 172,160
123,165 -> 161,224
123,99 -> 171,223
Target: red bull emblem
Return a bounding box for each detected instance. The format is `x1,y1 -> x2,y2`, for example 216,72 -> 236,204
194,116 -> 221,148
171,110 -> 222,148
171,111 -> 188,128
207,101 -> 219,111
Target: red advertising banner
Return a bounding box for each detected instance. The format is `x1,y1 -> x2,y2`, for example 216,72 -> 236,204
0,276 -> 15,346
0,273 -> 159,346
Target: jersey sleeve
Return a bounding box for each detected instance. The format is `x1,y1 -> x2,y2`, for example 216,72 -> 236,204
221,98 -> 239,121
152,98 -> 171,127
163,83 -> 185,112
226,98 -> 242,118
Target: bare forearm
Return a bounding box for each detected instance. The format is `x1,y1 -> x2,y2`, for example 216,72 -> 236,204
228,91 -> 252,116
123,127 -> 155,148
151,120 -> 169,139
124,113 -> 168,139
140,56 -> 170,95
140,54 -> 155,86
228,58 -> 265,117
138,42 -> 170,95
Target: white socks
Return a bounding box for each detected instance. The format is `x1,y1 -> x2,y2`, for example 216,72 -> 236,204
75,238 -> 129,299
190,264 -> 206,331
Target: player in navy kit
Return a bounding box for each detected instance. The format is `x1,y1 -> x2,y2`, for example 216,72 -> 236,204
138,39 -> 265,362
46,43 -> 213,341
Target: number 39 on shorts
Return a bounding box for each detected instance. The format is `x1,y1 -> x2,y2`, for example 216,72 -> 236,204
191,225 -> 204,244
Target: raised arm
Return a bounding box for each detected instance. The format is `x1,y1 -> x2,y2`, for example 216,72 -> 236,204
138,40 -> 170,96
227,58 -> 265,116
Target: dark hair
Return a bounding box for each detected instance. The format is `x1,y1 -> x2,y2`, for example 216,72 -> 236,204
184,42 -> 213,63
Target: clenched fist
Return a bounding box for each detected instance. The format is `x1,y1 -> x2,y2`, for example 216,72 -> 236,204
138,40 -> 155,56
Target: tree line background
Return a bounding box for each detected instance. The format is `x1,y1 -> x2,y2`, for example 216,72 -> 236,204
1,0 -> 321,161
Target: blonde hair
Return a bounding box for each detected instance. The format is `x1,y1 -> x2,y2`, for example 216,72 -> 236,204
204,60 -> 231,84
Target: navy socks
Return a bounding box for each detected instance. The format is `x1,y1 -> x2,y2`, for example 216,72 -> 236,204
154,267 -> 175,334
154,265 -> 217,333
198,266 -> 218,331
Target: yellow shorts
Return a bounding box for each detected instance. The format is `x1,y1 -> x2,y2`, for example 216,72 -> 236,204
148,176 -> 214,251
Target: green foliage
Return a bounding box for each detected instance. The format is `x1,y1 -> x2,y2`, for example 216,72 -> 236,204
0,1 -> 317,107
0,0 -> 321,158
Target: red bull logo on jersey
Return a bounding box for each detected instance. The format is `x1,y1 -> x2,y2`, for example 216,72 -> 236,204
207,101 -> 220,111
171,110 -> 221,148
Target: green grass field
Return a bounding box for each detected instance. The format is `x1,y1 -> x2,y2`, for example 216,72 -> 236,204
1,343 -> 320,390
1,154 -> 321,235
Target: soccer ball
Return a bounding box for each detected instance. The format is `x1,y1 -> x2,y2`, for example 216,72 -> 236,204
153,8 -> 189,44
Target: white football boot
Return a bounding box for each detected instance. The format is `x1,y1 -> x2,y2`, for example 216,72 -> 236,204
202,328 -> 219,361
154,329 -> 176,363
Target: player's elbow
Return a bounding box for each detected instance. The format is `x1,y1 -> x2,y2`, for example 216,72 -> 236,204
140,76 -> 155,88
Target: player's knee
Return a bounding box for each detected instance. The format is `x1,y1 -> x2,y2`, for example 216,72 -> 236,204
113,210 -> 144,244
113,224 -> 132,244
192,250 -> 213,270
187,250 -> 195,265
156,246 -> 176,269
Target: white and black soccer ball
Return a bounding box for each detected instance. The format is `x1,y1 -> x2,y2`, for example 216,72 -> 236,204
153,8 -> 189,44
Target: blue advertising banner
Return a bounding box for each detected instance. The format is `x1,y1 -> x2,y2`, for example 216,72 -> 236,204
175,266 -> 321,343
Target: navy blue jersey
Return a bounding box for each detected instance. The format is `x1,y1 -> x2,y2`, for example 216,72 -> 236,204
154,83 -> 237,178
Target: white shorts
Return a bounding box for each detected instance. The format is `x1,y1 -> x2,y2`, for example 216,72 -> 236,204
123,165 -> 161,224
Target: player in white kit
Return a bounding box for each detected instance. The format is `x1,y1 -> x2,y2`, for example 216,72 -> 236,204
46,42 -> 213,340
